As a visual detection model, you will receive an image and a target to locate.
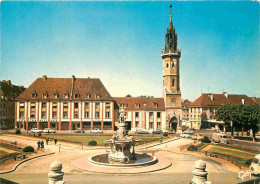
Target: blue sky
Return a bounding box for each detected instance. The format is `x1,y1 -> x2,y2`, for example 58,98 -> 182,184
1,1 -> 259,101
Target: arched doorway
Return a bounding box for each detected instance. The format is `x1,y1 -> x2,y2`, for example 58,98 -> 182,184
169,116 -> 178,131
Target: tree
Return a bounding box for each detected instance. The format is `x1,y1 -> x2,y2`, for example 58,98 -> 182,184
243,103 -> 260,142
215,104 -> 242,137
125,94 -> 132,97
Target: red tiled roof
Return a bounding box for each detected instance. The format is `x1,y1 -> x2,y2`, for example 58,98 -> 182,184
189,93 -> 255,107
16,77 -> 113,101
114,97 -> 165,111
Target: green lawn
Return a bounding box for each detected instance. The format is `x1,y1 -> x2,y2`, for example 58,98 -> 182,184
207,146 -> 256,160
0,150 -> 7,155
38,134 -> 168,146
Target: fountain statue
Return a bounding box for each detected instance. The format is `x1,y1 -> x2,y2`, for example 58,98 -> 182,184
87,108 -> 158,167
104,109 -> 140,161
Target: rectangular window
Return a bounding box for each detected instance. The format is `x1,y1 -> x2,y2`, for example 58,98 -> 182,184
95,103 -> 100,118
74,102 -> 79,118
30,103 -> 36,118
41,102 -> 47,118
95,112 -> 100,118
84,103 -> 89,118
52,111 -> 57,118
63,103 -> 68,118
19,102 -> 25,118
52,102 -> 57,118
106,112 -> 110,118
135,112 -> 139,118
157,112 -> 161,118
136,121 -> 139,127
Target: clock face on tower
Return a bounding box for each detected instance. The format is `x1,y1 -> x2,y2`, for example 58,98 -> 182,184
171,98 -> 176,103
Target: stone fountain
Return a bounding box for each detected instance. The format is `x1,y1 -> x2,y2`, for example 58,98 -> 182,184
88,109 -> 158,167
104,109 -> 140,161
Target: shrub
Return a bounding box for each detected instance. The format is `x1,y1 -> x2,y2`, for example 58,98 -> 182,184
15,130 -> 21,134
88,140 -> 97,146
23,146 -> 35,153
163,132 -> 168,137
201,136 -> 211,143
187,145 -> 198,151
245,158 -> 253,166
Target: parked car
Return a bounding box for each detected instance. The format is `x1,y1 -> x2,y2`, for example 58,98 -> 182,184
168,129 -> 176,134
183,130 -> 194,134
74,129 -> 85,133
31,128 -> 42,133
180,133 -> 191,138
135,130 -> 149,134
212,133 -> 230,144
43,128 -> 56,133
152,130 -> 163,134
191,134 -> 202,140
90,128 -> 103,134
250,154 -> 260,175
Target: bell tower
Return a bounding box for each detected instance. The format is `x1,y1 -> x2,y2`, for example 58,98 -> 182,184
162,5 -> 182,131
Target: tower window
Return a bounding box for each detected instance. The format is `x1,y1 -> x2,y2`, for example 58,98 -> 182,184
172,79 -> 175,87
166,63 -> 169,68
172,63 -> 175,68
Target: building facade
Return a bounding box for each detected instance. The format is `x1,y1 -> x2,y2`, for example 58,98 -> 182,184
114,97 -> 166,131
161,5 -> 182,131
188,92 -> 255,130
0,80 -> 25,129
15,75 -> 115,131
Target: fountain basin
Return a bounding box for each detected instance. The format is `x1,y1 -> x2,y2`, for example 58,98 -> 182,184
88,152 -> 158,167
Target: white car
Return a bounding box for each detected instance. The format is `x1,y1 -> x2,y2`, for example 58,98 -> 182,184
90,128 -> 103,134
43,128 -> 56,133
180,133 -> 191,138
31,128 -> 42,133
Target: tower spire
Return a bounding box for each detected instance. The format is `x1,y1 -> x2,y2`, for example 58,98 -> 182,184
169,5 -> 173,29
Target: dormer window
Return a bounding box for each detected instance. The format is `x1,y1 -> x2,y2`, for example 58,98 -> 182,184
135,103 -> 140,108
75,93 -> 79,98
54,93 -> 58,99
85,94 -> 90,99
96,94 -> 101,99
32,93 -> 37,99
42,93 -> 47,99
144,103 -> 147,107
64,94 -> 69,99
153,103 -> 158,108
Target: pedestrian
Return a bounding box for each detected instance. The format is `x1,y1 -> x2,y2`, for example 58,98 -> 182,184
54,138 -> 58,146
41,140 -> 44,150
37,140 -> 41,150
46,138 -> 49,145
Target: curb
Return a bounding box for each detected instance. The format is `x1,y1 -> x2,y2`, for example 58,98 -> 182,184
0,152 -> 55,175
142,137 -> 180,149
167,150 -> 234,173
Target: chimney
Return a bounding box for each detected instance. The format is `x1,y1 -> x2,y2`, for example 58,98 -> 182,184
71,75 -> 75,98
43,75 -> 47,81
223,92 -> 228,98
241,98 -> 245,105
208,94 -> 214,101
72,75 -> 75,81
